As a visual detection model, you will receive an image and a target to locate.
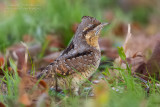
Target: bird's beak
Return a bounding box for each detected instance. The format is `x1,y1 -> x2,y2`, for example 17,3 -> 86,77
94,23 -> 109,35
101,22 -> 109,27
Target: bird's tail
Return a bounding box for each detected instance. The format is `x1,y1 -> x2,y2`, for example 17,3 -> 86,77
36,63 -> 55,79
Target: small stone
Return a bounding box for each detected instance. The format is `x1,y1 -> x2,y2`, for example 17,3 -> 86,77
89,93 -> 95,97
67,59 -> 71,61
72,58 -> 75,60
84,55 -> 87,57
92,80 -> 100,84
79,56 -> 82,58
84,87 -> 92,91
88,54 -> 91,57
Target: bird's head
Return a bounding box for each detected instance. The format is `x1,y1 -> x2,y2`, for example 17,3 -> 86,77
74,16 -> 108,50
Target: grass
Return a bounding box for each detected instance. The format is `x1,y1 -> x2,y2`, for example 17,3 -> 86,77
1,52 -> 160,107
0,59 -> 20,104
0,0 -> 97,50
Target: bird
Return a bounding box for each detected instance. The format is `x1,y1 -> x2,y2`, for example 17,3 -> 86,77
37,16 -> 108,95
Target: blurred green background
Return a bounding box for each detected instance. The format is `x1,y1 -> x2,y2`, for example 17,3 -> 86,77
0,0 -> 159,50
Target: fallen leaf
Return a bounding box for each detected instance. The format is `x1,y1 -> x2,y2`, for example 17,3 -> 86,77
115,25 -> 146,73
18,74 -> 48,106
23,35 -> 34,43
0,56 -> 4,67
0,102 -> 6,107
113,22 -> 127,37
7,43 -> 41,70
122,52 -> 145,72
0,54 -> 5,75
19,93 -> 31,106
135,40 -> 160,80
13,44 -> 50,106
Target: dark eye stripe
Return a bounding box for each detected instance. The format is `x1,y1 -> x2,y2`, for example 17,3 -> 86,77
82,23 -> 101,35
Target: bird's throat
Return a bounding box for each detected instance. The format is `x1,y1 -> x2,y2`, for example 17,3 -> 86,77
85,35 -> 100,50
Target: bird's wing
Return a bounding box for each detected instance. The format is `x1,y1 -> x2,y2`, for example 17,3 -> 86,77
53,50 -> 98,76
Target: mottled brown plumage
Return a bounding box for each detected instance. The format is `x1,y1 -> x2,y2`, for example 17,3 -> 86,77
37,16 -> 108,94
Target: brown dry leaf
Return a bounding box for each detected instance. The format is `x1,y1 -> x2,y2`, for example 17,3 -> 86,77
0,57 -> 13,76
7,43 -> 41,70
130,22 -> 144,36
23,35 -> 34,43
0,54 -> 4,67
122,52 -> 145,72
0,53 -> 5,76
123,24 -> 132,54
18,73 -> 49,106
135,40 -> 160,80
117,24 -> 132,64
0,102 -> 6,107
117,25 -> 160,67
126,34 -> 160,59
15,43 -> 50,106
116,24 -> 146,73
113,22 -> 127,37
19,93 -> 31,106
